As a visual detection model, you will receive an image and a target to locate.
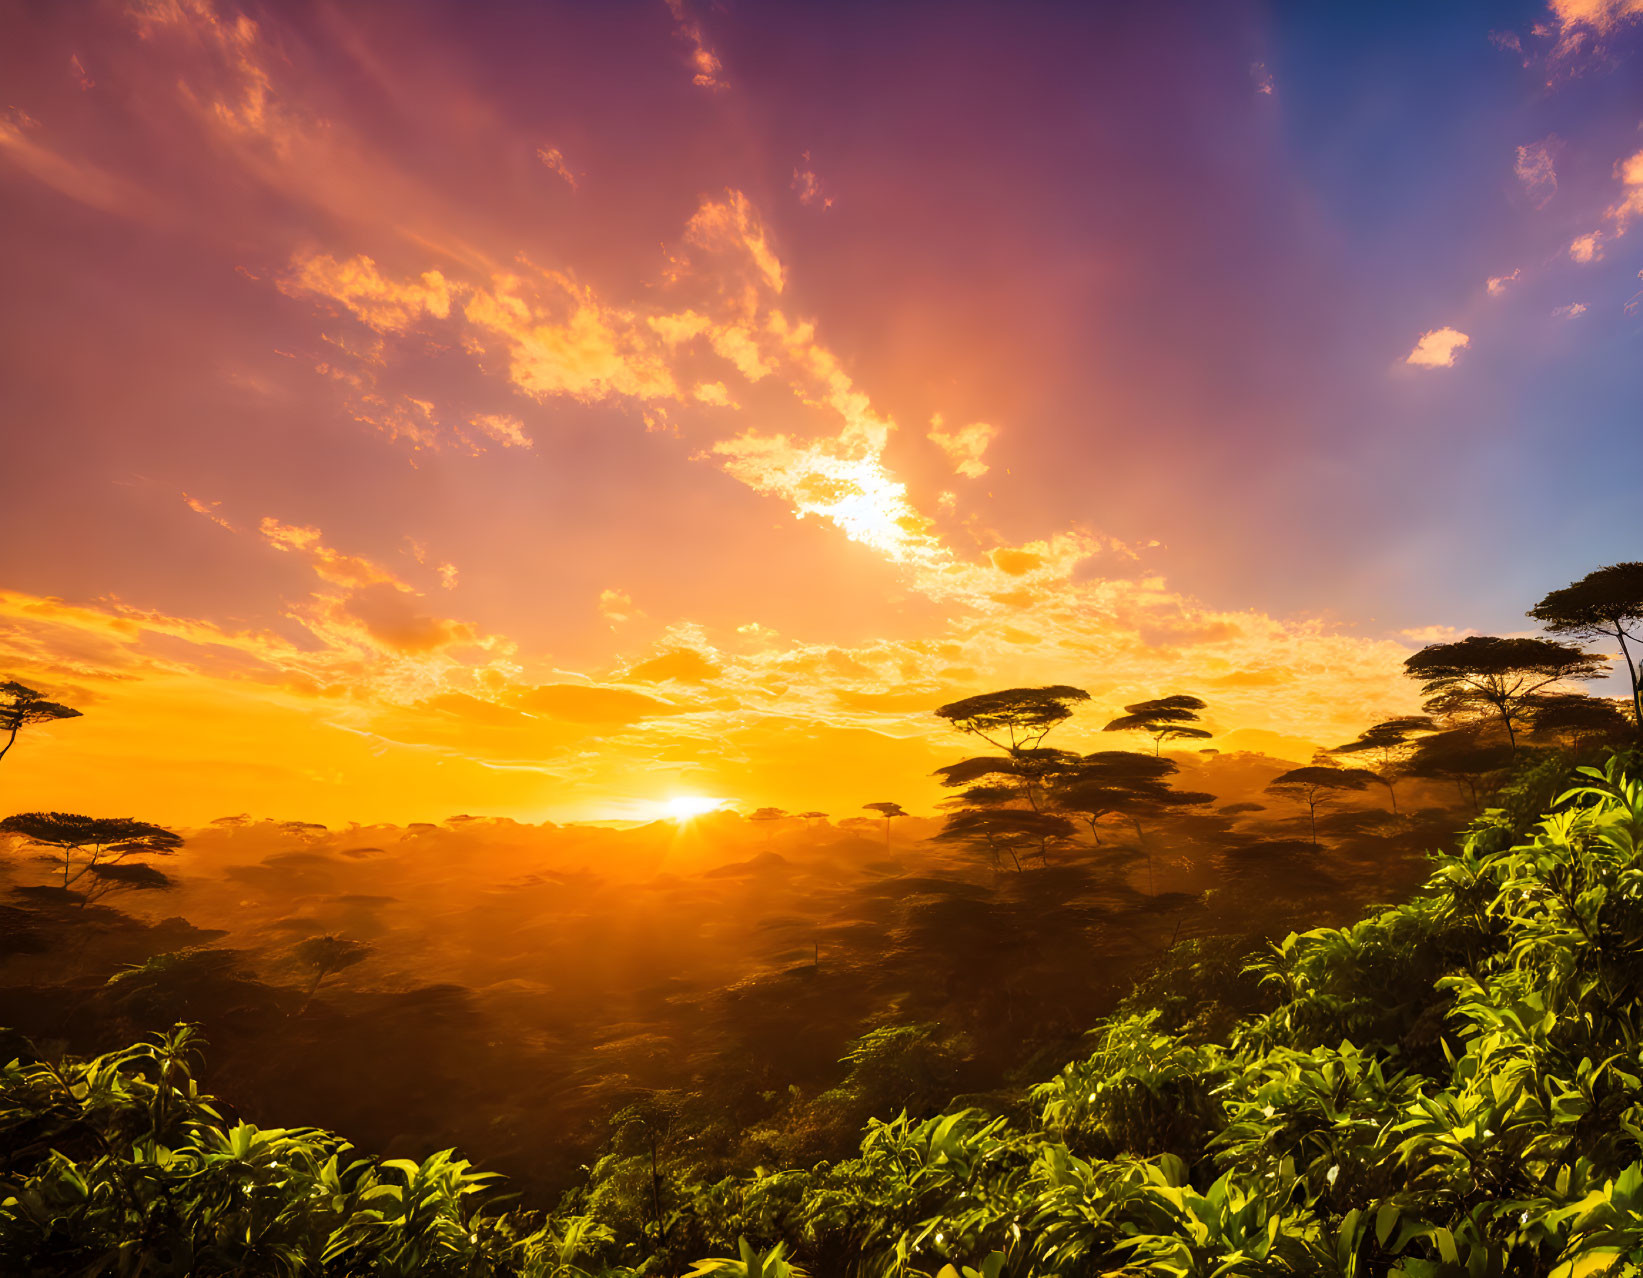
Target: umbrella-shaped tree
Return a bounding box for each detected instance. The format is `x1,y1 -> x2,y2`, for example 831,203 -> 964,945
1264,766 -> 1377,849
0,812 -> 182,892
1403,635 -> 1606,750
1529,562 -> 1643,733
1329,715 -> 1436,813
1102,695 -> 1212,755
0,681 -> 81,770
862,801 -> 906,849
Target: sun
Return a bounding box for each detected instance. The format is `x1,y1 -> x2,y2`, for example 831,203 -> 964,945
664,795 -> 723,820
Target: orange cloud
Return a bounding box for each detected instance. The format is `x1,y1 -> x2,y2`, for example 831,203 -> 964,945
467,413 -> 532,449
183,494 -> 235,531
1551,301 -> 1589,318
1609,147 -> 1643,231
1569,231 -> 1604,262
1405,327 -> 1470,368
283,254 -> 452,331
598,589 -> 643,627
928,415 -> 999,479
664,0 -> 727,90
626,648 -> 721,684
988,547 -> 1043,576
515,682 -> 675,723
1542,0 -> 1643,69
1486,268 -> 1520,296
259,518 -> 407,591
536,145 -> 578,190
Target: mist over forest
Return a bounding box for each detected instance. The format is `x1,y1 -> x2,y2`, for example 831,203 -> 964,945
7,550 -> 1643,1275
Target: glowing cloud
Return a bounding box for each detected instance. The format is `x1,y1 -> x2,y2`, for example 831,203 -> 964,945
1610,147 -> 1643,231
1569,232 -> 1604,262
1486,269 -> 1520,296
928,415 -> 999,479
1405,327 -> 1470,368
536,145 -> 578,190
664,0 -> 727,90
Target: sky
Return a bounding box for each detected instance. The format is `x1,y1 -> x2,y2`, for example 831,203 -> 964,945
0,0 -> 1640,826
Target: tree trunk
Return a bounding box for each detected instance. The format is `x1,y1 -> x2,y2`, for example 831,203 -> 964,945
1616,627 -> 1643,734
0,724 -> 17,765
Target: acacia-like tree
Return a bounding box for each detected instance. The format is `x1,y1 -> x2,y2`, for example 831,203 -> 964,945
1403,636 -> 1606,749
1402,725 -> 1516,814
1330,715 -> 1436,813
292,935 -> 372,1014
862,801 -> 907,849
0,812 -> 182,892
796,810 -> 829,826
748,807 -> 789,846
933,807 -> 1077,873
1527,693 -> 1633,750
934,686 -> 1090,753
1049,750 -> 1212,892
0,681 -> 81,769
1264,766 -> 1377,849
1102,694 -> 1211,755
1529,563 -> 1643,733
1049,751 -> 1211,842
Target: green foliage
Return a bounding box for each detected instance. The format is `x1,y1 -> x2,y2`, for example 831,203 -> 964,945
21,754 -> 1643,1276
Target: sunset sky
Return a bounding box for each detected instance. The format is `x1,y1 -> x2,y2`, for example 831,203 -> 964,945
1,0 -> 1640,826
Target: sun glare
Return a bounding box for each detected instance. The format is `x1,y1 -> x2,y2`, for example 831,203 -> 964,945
665,795 -> 723,820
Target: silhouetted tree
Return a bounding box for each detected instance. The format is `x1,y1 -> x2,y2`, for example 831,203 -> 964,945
291,935 -> 372,1014
862,801 -> 906,849
1527,693 -> 1632,750
1102,694 -> 1211,755
796,810 -> 829,827
81,861 -> 176,908
1403,636 -> 1606,749
1264,766 -> 1376,849
1402,725 -> 1516,814
749,807 -> 788,845
0,812 -> 181,892
1529,563 -> 1643,733
933,807 -> 1077,872
0,681 -> 81,769
934,686 -> 1089,753
1330,715 -> 1436,813
1049,751 -> 1209,842
932,748 -> 1079,820
1050,751 -> 1212,891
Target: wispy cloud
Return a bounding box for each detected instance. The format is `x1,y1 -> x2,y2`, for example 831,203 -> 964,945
1514,137 -> 1559,208
664,0 -> 727,90
536,145 -> 579,190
